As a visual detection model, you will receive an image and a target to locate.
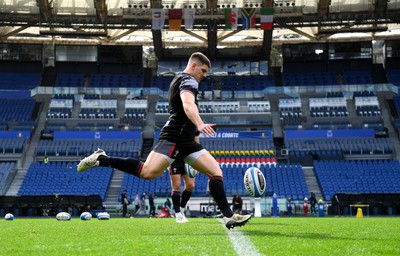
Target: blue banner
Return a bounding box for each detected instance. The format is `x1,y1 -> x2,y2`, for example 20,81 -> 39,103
285,129 -> 375,139
154,130 -> 271,140
53,131 -> 141,140
200,131 -> 271,139
0,131 -> 30,138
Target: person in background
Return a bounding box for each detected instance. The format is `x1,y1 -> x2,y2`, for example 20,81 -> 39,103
303,197 -> 309,216
133,194 -> 140,216
232,194 -> 243,214
287,197 -> 293,217
164,198 -> 172,212
149,193 -> 156,217
310,192 -> 317,216
170,133 -> 200,223
139,193 -> 147,215
121,189 -> 130,218
43,155 -> 49,164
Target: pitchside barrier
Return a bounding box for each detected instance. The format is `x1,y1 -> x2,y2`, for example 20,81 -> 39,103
330,193 -> 400,216
0,195 -> 103,217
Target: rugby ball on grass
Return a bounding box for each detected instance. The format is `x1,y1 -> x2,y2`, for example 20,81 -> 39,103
5,213 -> 14,220
97,212 -> 110,220
56,212 -> 71,221
80,212 -> 92,221
186,164 -> 199,178
244,167 -> 266,197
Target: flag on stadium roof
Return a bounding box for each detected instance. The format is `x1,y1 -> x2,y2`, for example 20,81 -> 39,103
225,8 -> 238,30
169,9 -> 182,31
241,8 -> 256,30
152,9 -> 165,30
260,8 -> 274,30
184,8 -> 196,30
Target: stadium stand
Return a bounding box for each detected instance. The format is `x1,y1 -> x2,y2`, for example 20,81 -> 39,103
0,99 -> 36,122
88,74 -> 144,88
36,139 -> 141,158
0,162 -> 15,192
55,74 -> 84,87
315,160 -> 400,200
0,72 -> 41,90
18,161 -> 113,200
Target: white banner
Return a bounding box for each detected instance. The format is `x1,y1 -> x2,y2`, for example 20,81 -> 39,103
184,9 -> 196,30
152,9 -> 165,30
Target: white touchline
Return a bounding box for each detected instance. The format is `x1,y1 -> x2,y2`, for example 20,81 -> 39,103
218,219 -> 263,256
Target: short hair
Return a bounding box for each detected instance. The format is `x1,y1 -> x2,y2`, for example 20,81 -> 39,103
189,52 -> 211,68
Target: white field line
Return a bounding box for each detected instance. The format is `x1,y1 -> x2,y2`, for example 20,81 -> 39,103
218,219 -> 263,256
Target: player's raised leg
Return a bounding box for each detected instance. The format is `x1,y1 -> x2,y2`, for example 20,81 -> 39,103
189,150 -> 251,229
78,148 -> 170,180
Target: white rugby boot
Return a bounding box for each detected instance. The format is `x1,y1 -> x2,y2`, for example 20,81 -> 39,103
77,148 -> 107,172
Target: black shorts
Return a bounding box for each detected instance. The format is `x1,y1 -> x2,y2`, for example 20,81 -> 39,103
153,139 -> 204,164
170,159 -> 185,175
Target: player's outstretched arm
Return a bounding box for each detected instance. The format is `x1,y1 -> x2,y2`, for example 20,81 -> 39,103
181,91 -> 215,137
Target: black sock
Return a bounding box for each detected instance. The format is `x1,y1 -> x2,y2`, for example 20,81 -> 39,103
209,176 -> 233,218
98,155 -> 143,177
180,190 -> 192,209
171,191 -> 181,213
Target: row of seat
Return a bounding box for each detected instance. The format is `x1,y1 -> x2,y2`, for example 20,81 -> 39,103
342,71 -> 373,85
0,138 -> 25,154
13,159 -> 400,201
356,106 -> 382,116
209,149 -> 275,157
0,72 -> 41,90
36,139 -> 142,157
119,163 -> 309,199
18,162 -> 113,200
310,106 -> 349,117
215,157 -> 277,164
0,162 -> 15,191
286,137 -> 393,154
203,139 -> 275,151
315,160 -> 400,200
79,108 -> 116,119
87,74 -> 144,88
282,72 -> 339,86
0,99 -> 35,122
47,108 -> 72,119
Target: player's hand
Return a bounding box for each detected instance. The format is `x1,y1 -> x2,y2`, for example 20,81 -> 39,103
198,123 -> 216,137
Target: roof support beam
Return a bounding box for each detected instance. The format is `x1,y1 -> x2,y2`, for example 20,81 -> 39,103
206,0 -> 218,59
94,0 -> 108,25
1,26 -> 30,39
262,0 -> 274,59
36,0 -> 53,21
108,29 -> 140,42
218,31 -> 240,43
181,29 -> 207,42
317,0 -> 331,18
374,0 -> 387,16
288,27 -> 317,41
150,0 -> 163,59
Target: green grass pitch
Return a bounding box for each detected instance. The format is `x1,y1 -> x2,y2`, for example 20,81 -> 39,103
1,217 -> 399,255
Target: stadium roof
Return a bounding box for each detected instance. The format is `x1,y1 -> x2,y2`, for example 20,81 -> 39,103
1,0 -> 400,59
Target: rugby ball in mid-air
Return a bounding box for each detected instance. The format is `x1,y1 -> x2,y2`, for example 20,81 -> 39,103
80,212 -> 92,221
186,164 -> 199,178
56,212 -> 71,221
4,213 -> 14,220
244,167 -> 266,197
97,212 -> 110,220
